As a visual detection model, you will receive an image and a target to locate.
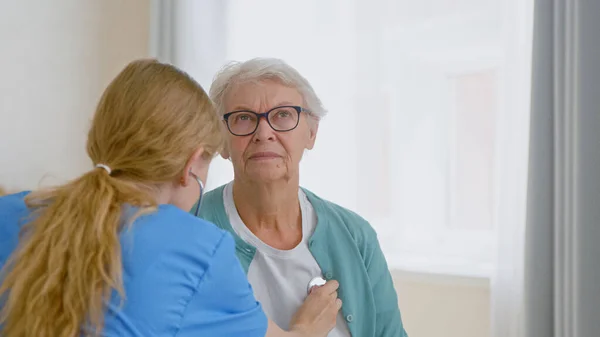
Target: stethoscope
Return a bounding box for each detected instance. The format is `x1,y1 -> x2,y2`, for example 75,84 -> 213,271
189,170 -> 204,217
307,276 -> 327,294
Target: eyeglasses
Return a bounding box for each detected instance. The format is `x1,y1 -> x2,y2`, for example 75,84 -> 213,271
223,105 -> 309,136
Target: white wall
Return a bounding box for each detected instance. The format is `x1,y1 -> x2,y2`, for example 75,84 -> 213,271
0,0 -> 150,191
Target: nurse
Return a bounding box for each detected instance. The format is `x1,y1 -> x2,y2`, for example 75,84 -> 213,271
0,59 -> 340,337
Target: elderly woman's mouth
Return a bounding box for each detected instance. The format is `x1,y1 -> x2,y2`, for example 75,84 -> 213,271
248,152 -> 282,160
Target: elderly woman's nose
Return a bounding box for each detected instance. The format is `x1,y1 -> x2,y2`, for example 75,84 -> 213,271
253,118 -> 275,140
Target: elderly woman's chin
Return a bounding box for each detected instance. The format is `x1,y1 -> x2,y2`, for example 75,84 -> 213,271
244,162 -> 289,182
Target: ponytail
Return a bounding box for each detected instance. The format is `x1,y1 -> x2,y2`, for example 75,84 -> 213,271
0,168 -> 155,336
0,58 -> 223,337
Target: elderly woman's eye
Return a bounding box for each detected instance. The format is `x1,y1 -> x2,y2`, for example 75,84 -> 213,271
236,113 -> 254,122
276,110 -> 291,118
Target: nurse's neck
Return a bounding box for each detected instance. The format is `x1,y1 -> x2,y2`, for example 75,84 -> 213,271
233,177 -> 302,249
155,185 -> 173,205
153,181 -> 192,212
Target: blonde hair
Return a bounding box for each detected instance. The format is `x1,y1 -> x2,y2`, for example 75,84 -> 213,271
0,59 -> 223,337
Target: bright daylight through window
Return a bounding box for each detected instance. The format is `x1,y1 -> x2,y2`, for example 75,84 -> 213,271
203,0 -> 533,278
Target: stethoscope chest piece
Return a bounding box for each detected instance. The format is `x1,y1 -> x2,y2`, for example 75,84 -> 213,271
307,276 -> 327,294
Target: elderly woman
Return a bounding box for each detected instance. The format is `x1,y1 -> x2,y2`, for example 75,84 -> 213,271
198,58 -> 408,337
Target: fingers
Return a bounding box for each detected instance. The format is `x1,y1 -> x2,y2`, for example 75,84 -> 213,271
328,290 -> 338,301
316,280 -> 339,295
325,297 -> 343,313
307,279 -> 342,312
308,286 -> 337,303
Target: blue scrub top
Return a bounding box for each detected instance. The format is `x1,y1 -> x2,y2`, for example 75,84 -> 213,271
0,192 -> 267,336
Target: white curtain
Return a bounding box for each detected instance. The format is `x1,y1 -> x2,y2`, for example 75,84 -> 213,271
525,0 -> 600,336
490,0 -> 534,335
149,0 -> 234,191
149,0 -> 227,84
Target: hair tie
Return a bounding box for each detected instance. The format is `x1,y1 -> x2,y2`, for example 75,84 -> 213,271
95,164 -> 112,175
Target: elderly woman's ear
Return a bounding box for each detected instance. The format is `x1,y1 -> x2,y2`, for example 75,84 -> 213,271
219,128 -> 231,160
220,146 -> 231,160
306,119 -> 319,150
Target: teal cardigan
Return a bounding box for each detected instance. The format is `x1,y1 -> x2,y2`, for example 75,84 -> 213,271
196,185 -> 408,337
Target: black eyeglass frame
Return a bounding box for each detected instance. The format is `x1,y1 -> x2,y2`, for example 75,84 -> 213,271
222,105 -> 310,136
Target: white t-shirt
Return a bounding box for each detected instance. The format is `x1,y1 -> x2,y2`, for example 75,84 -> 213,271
223,182 -> 351,337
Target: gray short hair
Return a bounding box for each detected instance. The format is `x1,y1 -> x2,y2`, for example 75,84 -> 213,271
209,58 -> 326,120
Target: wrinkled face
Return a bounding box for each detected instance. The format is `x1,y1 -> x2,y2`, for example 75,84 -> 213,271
222,80 -> 318,184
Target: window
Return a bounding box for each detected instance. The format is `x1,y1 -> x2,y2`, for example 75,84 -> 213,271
202,0 -> 532,278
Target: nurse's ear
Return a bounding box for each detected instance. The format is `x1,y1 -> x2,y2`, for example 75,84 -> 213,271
181,146 -> 208,186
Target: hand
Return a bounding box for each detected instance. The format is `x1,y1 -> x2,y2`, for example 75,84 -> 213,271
288,280 -> 342,337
